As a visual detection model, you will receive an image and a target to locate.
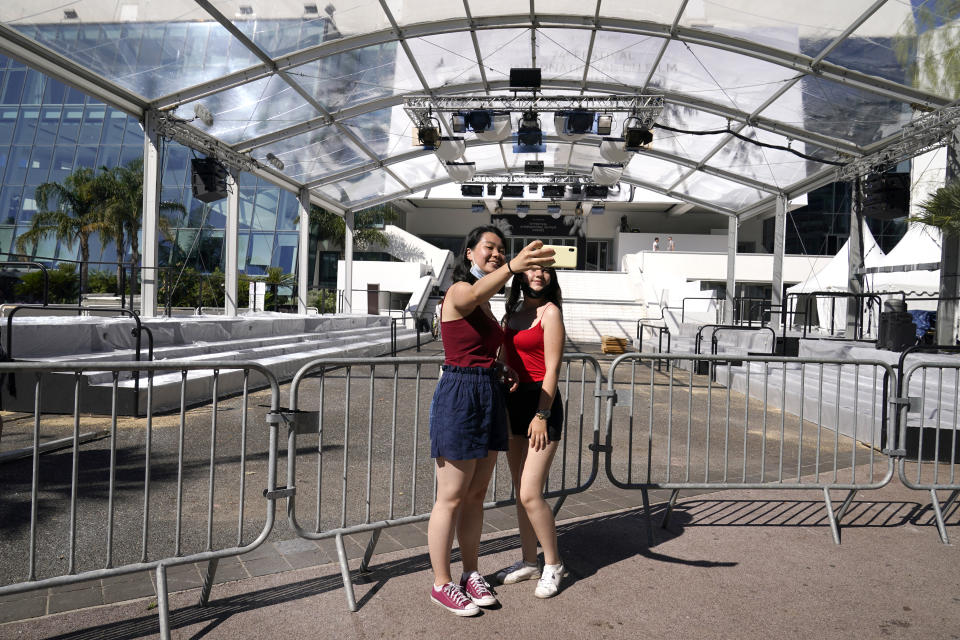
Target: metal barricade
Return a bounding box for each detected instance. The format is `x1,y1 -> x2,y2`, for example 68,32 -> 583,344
0,360 -> 282,640
896,359 -> 960,544
602,353 -> 897,545
284,353 -> 603,610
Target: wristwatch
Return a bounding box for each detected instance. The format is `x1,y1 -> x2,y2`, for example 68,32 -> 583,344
534,408 -> 551,421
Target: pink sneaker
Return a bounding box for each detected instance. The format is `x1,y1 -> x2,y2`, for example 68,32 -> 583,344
460,571 -> 498,607
431,582 -> 480,616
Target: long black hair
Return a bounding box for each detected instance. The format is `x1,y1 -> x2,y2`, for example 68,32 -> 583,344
451,225 -> 508,284
505,266 -> 563,318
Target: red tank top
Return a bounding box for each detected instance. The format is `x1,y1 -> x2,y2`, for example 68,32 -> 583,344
503,322 -> 546,383
441,304 -> 504,368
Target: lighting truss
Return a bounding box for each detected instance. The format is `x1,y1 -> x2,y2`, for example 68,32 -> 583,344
837,103 -> 960,181
467,174 -> 596,186
155,112 -> 260,173
403,95 -> 664,129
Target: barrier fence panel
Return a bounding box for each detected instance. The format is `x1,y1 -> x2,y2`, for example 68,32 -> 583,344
0,360 -> 281,640
896,360 -> 960,544
284,353 -> 603,610
602,353 -> 897,545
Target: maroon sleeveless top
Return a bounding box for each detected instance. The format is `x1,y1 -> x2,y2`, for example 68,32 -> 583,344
441,303 -> 504,368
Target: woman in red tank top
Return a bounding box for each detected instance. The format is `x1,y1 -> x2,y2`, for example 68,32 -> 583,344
496,265 -> 568,598
427,225 -> 555,616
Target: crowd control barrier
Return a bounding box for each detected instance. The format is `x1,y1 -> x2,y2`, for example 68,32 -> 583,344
895,359 -> 960,543
0,360 -> 282,640
602,353 -> 898,545
284,353 -> 604,610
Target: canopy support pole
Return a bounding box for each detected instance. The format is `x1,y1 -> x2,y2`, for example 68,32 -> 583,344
297,187 -> 310,314
140,110 -> 160,318
770,194 -> 787,332
846,176 -> 864,338
937,130 -> 960,345
224,170 -> 239,316
342,210 -> 354,314
724,216 -> 737,324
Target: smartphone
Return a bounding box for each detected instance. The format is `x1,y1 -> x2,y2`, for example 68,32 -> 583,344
541,244 -> 577,269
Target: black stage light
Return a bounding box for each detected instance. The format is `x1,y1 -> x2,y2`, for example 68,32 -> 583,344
517,111 -> 542,146
584,185 -> 609,199
541,184 -> 566,199
467,110 -> 493,132
565,110 -> 596,134
570,184 -> 582,196
591,202 -> 606,215
525,160 -> 544,174
418,122 -> 441,149
528,183 -> 539,193
515,203 -> 530,215
191,158 -> 228,203
487,183 -> 497,196
450,113 -> 467,133
509,67 -> 541,89
862,172 -> 909,220
461,184 -> 484,197
502,184 -> 525,198
624,122 -> 653,150
547,203 -> 561,215
471,202 -> 486,213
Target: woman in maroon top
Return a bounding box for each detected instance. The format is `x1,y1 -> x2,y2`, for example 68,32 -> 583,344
497,265 -> 567,598
428,225 -> 554,616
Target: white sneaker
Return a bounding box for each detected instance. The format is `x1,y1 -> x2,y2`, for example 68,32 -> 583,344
495,560 -> 541,585
534,563 -> 567,598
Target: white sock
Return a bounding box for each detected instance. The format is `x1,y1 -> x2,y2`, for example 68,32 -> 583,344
544,562 -> 563,572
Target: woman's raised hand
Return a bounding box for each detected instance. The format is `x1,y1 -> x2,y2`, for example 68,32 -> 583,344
508,240 -> 556,273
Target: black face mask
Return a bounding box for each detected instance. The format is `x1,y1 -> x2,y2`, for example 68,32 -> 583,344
520,280 -> 545,299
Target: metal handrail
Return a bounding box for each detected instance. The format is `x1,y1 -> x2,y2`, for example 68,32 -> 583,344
681,296 -> 720,323
694,323 -> 776,356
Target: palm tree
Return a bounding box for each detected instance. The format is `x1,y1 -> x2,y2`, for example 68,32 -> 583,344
308,203 -> 398,253
908,179 -> 960,233
260,266 -> 296,311
100,158 -> 182,297
15,167 -> 106,294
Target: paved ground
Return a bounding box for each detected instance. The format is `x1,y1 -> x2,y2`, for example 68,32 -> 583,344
0,474 -> 957,640
1,340 -> 958,638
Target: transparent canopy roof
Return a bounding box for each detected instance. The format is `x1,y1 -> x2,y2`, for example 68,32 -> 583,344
0,0 -> 956,217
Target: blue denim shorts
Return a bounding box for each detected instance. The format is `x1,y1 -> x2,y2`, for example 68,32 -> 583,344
430,365 -> 509,460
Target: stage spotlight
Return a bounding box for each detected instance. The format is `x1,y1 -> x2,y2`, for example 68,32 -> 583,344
591,202 -> 606,215
547,203 -> 561,216
528,183 -> 539,193
509,67 -> 541,89
517,111 -> 542,147
450,113 -> 467,133
502,184 -> 525,198
466,110 -> 494,132
516,203 -> 530,217
471,202 -> 486,213
570,184 -> 582,196
584,185 -> 609,199
596,114 -> 613,136
461,184 -> 484,197
525,160 -> 544,174
194,103 -> 214,127
624,118 -> 653,150
418,117 -> 441,149
565,110 -> 596,135
265,153 -> 284,171
541,184 -> 566,199
487,183 -> 497,196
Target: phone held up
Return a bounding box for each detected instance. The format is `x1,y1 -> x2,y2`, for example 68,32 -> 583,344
540,244 -> 577,269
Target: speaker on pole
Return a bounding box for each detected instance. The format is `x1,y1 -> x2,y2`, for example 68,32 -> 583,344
191,158 -> 228,203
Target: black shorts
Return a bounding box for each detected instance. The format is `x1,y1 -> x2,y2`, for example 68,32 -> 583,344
505,381 -> 564,442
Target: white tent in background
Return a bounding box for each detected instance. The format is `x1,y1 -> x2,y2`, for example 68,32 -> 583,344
870,223 -> 941,303
786,224 -> 885,335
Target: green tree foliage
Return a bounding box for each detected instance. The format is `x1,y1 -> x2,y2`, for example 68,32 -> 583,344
14,264 -> 79,303
99,158 -> 183,293
894,1 -> 960,98
158,268 -> 253,309
15,168 -> 106,293
909,179 -> 960,233
307,203 -> 399,254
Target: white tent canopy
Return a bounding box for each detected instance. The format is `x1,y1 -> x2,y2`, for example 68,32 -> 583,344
870,223 -> 942,296
786,224 -> 885,334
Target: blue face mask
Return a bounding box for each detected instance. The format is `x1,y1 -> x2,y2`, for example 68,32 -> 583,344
469,262 -> 487,280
